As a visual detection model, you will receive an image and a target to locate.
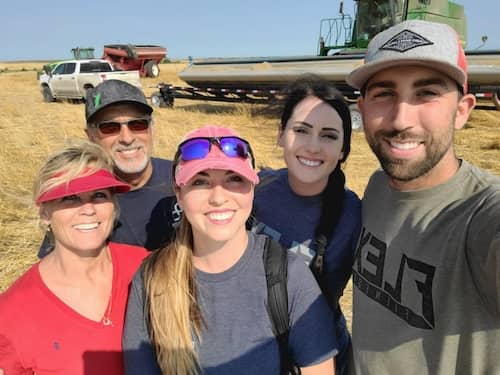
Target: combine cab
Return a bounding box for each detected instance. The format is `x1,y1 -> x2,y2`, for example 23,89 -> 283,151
319,0 -> 466,55
102,44 -> 167,78
71,47 -> 95,60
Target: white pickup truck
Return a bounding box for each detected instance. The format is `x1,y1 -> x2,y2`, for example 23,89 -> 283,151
39,59 -> 142,102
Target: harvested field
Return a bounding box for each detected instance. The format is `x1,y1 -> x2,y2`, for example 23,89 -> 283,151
0,62 -> 499,327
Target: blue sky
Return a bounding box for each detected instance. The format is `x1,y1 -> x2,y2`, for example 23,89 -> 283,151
1,0 -> 497,61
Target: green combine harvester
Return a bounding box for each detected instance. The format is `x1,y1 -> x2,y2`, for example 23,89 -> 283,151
41,47 -> 95,75
153,0 -> 500,122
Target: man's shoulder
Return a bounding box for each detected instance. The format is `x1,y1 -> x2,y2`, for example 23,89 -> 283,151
141,157 -> 174,195
150,157 -> 173,178
466,161 -> 500,188
151,157 -> 173,169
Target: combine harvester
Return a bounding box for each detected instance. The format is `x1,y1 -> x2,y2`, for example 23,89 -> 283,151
152,0 -> 500,128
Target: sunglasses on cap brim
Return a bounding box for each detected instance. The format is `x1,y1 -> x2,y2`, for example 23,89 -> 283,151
174,136 -> 255,168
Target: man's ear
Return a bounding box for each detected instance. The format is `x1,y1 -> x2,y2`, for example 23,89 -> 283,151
357,96 -> 364,113
85,127 -> 94,141
454,93 -> 476,130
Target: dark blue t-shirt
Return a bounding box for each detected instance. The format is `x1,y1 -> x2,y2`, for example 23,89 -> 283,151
111,158 -> 180,251
252,168 -> 361,369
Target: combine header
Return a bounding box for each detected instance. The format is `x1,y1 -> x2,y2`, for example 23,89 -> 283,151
152,0 -> 500,128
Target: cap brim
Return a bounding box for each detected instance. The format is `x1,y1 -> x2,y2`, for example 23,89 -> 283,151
347,58 -> 467,90
176,158 -> 259,186
37,170 -> 131,204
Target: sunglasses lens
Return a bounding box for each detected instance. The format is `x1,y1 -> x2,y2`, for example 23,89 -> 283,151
98,122 -> 121,135
180,139 -> 211,160
127,119 -> 150,131
95,118 -> 150,135
220,137 -> 249,158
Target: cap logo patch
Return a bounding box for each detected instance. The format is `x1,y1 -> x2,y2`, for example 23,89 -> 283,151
381,29 -> 433,52
94,93 -> 101,109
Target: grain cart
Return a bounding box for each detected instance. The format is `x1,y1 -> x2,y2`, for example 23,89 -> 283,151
102,44 -> 167,78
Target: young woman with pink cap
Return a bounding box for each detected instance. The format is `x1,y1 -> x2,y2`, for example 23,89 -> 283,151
0,141 -> 148,375
123,125 -> 337,375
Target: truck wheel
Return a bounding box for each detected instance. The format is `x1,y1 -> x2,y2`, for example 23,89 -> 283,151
151,92 -> 169,107
145,61 -> 160,78
42,86 -> 54,103
349,104 -> 363,131
493,91 -> 500,111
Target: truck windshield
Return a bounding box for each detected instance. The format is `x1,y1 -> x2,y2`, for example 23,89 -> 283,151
356,0 -> 406,42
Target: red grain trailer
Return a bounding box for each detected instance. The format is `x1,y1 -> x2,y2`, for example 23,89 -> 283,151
102,44 -> 167,78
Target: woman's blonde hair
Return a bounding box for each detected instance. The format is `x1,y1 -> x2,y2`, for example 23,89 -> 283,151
143,217 -> 203,375
33,140 -> 115,203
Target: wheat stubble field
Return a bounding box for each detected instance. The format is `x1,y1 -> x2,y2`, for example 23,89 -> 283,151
0,62 -> 499,326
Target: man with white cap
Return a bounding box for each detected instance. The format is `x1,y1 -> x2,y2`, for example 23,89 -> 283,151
346,20 -> 500,374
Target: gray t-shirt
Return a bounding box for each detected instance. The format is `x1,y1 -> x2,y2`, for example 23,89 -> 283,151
124,232 -> 337,374
350,160 -> 500,375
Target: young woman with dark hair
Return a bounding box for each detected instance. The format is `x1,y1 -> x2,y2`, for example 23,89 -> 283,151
252,74 -> 362,375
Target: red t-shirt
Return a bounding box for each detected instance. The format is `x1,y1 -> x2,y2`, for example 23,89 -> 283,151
0,242 -> 148,375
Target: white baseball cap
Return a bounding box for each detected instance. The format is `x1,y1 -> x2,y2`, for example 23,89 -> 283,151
347,20 -> 468,93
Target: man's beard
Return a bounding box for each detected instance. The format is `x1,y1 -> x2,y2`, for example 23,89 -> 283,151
366,126 -> 455,182
111,142 -> 150,175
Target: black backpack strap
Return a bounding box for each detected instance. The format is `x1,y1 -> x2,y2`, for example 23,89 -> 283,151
263,237 -> 300,375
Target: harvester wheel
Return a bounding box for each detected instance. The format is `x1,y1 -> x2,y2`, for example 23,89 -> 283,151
42,86 -> 54,103
493,91 -> 500,111
145,61 -> 160,78
349,104 -> 363,131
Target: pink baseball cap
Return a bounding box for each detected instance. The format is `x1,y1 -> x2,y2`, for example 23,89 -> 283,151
174,125 -> 259,186
347,20 -> 468,93
36,169 -> 130,204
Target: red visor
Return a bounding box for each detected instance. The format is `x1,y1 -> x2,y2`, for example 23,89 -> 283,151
36,169 -> 130,204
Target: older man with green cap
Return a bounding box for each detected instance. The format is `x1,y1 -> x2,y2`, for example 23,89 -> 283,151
38,80 -> 180,256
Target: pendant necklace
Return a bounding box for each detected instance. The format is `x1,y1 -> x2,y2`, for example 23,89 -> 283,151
102,295 -> 113,326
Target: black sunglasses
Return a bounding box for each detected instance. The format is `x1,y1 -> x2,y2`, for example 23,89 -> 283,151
92,117 -> 152,135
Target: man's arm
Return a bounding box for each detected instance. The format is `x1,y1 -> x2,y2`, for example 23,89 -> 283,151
467,188 -> 500,314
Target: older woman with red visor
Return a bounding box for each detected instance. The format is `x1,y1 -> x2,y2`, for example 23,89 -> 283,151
0,140 -> 148,375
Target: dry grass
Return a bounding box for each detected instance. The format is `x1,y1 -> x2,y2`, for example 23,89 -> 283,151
1,62 -> 499,329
